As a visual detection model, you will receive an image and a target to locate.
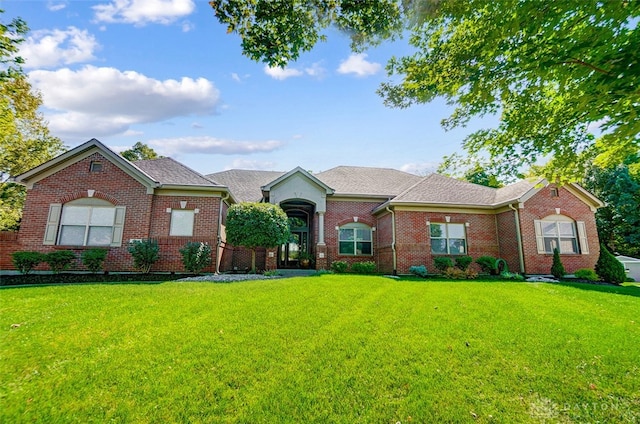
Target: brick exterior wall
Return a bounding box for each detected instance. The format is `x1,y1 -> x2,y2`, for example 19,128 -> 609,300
324,199 -> 382,270
496,210 -> 522,273
392,210 -> 500,274
516,184 -> 600,274
6,152 -> 224,273
0,232 -> 20,270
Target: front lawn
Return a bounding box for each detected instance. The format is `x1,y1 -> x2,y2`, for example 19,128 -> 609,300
2,276 -> 639,423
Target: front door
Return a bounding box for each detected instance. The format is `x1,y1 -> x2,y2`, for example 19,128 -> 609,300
279,231 -> 308,268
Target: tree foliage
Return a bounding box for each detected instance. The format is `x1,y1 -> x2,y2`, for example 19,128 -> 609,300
226,202 -> 290,272
438,152 -> 505,187
210,1 -> 640,182
121,142 -> 162,161
582,155 -> 640,257
210,0 -> 404,68
380,1 -> 639,182
1,10 -> 65,230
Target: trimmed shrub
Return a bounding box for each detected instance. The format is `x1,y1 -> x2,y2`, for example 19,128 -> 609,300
444,267 -> 465,279
179,242 -> 213,274
409,265 -> 428,278
331,260 -> 348,274
128,239 -> 160,274
500,271 -> 525,281
454,255 -> 473,271
11,251 -> 45,275
443,267 -> 478,280
351,261 -> 376,274
595,244 -> 626,285
476,256 -> 498,275
550,248 -> 565,279
574,268 -> 599,282
434,257 -> 454,272
45,250 -> 76,273
81,249 -> 108,273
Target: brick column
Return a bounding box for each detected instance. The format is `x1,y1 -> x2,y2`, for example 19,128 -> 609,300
265,247 -> 278,270
315,243 -> 328,270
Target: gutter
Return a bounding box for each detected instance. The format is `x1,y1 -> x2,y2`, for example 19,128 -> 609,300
386,206 -> 397,275
216,192 -> 230,274
509,203 -> 525,274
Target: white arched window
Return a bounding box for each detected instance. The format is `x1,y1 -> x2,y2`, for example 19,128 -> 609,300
338,223 -> 372,256
534,215 -> 588,255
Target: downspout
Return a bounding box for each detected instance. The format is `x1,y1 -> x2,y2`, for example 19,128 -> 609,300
216,192 -> 230,274
386,206 -> 397,275
509,203 -> 525,274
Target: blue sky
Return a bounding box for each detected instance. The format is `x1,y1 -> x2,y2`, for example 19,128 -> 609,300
5,0 -> 494,175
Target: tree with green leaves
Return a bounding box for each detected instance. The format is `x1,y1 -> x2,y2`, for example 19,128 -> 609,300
438,153 -> 504,187
121,142 -> 163,161
1,10 -> 65,230
210,0 -> 639,182
582,155 -> 640,258
226,202 -> 290,272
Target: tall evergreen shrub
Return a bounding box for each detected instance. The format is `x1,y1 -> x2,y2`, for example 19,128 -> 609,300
595,244 -> 626,285
550,248 -> 565,279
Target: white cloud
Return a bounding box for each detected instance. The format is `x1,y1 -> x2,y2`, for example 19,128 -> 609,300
231,72 -> 241,82
147,136 -> 284,156
225,159 -> 278,170
181,20 -> 195,32
304,62 -> 327,79
264,63 -> 327,80
337,53 -> 381,77
20,27 -> 99,68
28,65 -> 219,138
93,0 -> 195,26
264,65 -> 303,80
47,2 -> 68,11
400,162 -> 438,176
122,129 -> 144,137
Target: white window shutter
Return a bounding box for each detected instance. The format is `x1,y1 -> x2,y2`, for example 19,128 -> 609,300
576,221 -> 589,255
110,206 -> 126,246
43,203 -> 62,245
534,220 -> 545,254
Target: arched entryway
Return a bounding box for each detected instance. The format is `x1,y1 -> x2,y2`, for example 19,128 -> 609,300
278,200 -> 315,269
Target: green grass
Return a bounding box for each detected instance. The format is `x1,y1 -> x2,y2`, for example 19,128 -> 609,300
2,276 -> 639,423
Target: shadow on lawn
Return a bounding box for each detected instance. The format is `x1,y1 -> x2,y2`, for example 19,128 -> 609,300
0,273 -> 191,288
553,281 -> 640,298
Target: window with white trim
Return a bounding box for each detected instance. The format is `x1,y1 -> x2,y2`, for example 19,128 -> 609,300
170,209 -> 195,236
430,223 -> 467,255
338,223 -> 372,255
47,198 -> 125,247
534,215 -> 588,255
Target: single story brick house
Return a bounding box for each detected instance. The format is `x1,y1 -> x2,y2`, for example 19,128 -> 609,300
3,138 -> 604,275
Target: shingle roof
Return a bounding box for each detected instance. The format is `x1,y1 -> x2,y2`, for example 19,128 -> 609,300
207,169 -> 286,202
493,179 -> 539,205
392,174 -> 540,207
206,166 -> 542,207
314,166 -> 422,197
134,157 -> 222,187
393,174 -> 497,205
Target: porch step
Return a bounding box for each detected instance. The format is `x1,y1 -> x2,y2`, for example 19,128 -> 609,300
276,269 -> 317,277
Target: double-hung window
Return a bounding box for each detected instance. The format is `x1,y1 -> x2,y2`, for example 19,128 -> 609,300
339,223 -> 372,255
45,198 -> 126,247
430,223 -> 466,255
